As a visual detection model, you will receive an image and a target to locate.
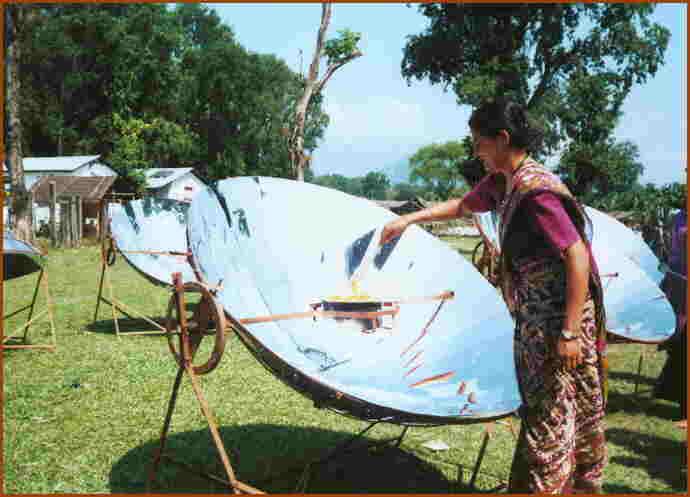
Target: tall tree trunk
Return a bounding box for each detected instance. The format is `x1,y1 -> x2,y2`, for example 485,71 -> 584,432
287,3 -> 361,182
6,5 -> 32,242
289,3 -> 331,182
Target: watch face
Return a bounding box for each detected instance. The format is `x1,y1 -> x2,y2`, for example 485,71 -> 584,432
561,329 -> 577,340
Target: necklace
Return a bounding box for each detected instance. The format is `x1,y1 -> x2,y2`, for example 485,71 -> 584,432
499,154 -> 531,213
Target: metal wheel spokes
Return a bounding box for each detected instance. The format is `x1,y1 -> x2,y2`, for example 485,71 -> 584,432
165,281 -> 227,375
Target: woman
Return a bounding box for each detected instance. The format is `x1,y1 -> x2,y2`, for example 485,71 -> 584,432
380,98 -> 608,493
655,207 -> 687,420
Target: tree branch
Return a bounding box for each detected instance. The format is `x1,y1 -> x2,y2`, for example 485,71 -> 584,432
307,3 -> 331,83
315,50 -> 363,95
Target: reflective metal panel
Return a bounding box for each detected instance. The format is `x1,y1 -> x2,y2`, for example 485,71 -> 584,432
471,207 -> 673,343
585,206 -> 664,284
108,198 -> 196,286
189,177 -> 521,424
3,230 -> 43,280
473,212 -> 500,252
587,211 -> 675,343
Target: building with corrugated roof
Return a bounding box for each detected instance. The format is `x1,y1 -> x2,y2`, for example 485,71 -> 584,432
142,168 -> 205,202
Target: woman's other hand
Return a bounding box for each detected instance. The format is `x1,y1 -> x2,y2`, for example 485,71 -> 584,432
556,337 -> 582,370
380,216 -> 411,246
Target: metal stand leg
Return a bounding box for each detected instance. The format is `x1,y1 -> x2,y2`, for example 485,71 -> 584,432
40,269 -> 57,348
294,422 -> 409,492
148,366 -> 185,491
148,273 -> 262,494
634,343 -> 646,395
92,237 -> 166,337
469,422 -> 494,489
21,269 -> 43,340
3,268 -> 56,351
93,254 -> 107,323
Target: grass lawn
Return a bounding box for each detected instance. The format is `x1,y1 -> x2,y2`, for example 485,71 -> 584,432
3,238 -> 686,493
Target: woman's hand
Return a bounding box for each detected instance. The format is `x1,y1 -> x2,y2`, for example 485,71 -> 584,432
380,216 -> 411,246
556,337 -> 582,371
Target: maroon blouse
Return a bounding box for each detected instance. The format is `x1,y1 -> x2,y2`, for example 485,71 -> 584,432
462,174 -> 581,258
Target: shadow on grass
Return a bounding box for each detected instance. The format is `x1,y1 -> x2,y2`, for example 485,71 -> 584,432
86,318 -> 169,336
87,300 -> 214,337
109,423 -> 471,494
605,387 -> 681,421
603,427 -> 687,493
608,370 -> 657,389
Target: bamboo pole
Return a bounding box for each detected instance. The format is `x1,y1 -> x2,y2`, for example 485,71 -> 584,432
49,181 -> 57,247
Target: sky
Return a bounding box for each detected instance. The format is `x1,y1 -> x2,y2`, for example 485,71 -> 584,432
210,3 -> 687,186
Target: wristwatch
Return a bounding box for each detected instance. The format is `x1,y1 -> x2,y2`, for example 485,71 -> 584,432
560,328 -> 578,341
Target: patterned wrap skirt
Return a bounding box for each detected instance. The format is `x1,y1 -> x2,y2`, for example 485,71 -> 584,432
507,256 -> 607,494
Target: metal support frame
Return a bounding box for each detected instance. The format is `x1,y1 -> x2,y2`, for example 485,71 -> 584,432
147,273 -> 262,494
148,271 -> 515,493
92,232 -> 166,338
3,268 -> 57,351
425,416 -> 515,493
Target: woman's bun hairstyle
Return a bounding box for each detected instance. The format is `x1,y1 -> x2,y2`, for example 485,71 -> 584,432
469,97 -> 544,153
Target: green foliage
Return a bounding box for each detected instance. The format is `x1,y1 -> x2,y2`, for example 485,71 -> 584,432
557,139 -> 644,199
402,4 -> 670,157
323,28 -> 362,65
591,182 -> 686,226
391,182 -> 427,201
310,173 -> 363,197
18,4 -> 329,183
108,114 -> 200,190
361,171 -> 391,200
408,141 -> 470,200
4,245 -> 686,493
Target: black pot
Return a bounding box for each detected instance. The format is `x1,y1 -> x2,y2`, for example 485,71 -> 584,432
320,300 -> 383,313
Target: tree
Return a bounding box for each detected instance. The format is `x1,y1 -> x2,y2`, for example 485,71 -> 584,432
20,5 -> 182,156
408,141 -> 470,200
310,173 -> 363,197
402,4 -> 670,157
288,4 -> 362,181
107,114 -> 201,191
174,4 -> 329,181
556,139 -> 644,200
392,182 -> 428,201
5,5 -> 33,241
18,4 -> 330,183
361,171 -> 390,200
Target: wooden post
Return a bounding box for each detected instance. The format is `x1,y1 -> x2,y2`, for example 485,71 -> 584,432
59,200 -> 66,247
49,181 -> 57,247
75,195 -> 83,244
71,196 -> 79,248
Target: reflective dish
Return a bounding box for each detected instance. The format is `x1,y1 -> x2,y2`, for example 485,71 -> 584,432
108,198 -> 197,286
584,206 -> 664,284
3,230 -> 44,280
188,177 -> 521,425
470,206 -> 674,344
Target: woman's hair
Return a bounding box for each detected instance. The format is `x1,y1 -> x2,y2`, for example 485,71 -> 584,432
468,97 -> 544,152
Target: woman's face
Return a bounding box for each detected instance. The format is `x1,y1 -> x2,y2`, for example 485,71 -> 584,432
471,128 -> 509,174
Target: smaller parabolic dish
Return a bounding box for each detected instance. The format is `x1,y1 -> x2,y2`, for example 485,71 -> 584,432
188,177 -> 521,425
3,230 -> 44,281
473,212 -> 500,253
584,206 -> 664,284
469,206 -> 674,344
108,198 -> 196,287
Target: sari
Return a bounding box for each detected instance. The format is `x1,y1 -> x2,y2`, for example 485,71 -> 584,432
464,158 -> 608,493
